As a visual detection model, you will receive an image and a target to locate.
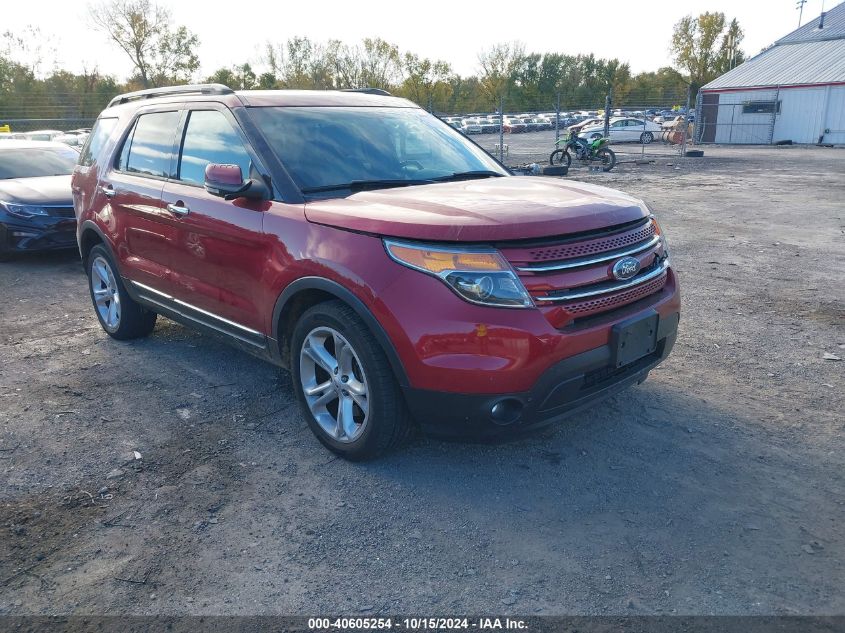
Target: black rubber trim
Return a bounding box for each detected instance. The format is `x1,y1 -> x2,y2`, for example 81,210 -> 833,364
272,277 -> 410,386
77,220 -> 117,267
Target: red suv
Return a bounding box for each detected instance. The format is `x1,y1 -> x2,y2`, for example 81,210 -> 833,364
73,85 -> 679,460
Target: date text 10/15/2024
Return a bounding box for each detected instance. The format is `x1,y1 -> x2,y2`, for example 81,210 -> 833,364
308,617 -> 529,630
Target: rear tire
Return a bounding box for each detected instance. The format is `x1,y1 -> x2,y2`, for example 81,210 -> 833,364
290,300 -> 412,460
597,148 -> 617,172
86,244 -> 156,340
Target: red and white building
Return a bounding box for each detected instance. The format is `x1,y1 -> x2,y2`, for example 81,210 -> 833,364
697,2 -> 845,145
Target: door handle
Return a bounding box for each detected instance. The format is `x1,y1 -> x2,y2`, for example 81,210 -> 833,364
99,184 -> 115,198
166,202 -> 190,217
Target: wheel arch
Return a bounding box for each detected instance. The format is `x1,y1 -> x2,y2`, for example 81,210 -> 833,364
78,221 -> 115,268
272,277 -> 409,387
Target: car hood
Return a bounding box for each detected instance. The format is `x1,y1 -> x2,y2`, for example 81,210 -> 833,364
304,176 -> 648,242
0,175 -> 73,205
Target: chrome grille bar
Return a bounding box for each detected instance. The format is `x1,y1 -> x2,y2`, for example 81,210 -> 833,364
516,235 -> 661,272
536,259 -> 670,302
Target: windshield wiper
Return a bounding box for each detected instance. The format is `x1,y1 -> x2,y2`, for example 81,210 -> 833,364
301,179 -> 434,194
432,170 -> 505,182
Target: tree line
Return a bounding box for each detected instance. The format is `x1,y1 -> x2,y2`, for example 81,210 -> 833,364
0,0 -> 745,122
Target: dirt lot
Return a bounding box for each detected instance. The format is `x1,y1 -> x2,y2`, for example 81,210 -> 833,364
1,146 -> 843,616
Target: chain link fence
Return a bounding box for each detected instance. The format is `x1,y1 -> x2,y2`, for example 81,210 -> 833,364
695,90 -> 778,145
1,88 -> 698,169
1,118 -> 96,133
429,89 -> 695,167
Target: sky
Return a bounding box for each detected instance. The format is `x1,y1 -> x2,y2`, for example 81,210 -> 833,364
4,0 -> 837,80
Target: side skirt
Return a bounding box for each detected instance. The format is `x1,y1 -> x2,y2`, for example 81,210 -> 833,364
126,279 -> 282,366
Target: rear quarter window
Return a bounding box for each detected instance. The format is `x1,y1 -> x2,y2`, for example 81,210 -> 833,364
78,117 -> 118,167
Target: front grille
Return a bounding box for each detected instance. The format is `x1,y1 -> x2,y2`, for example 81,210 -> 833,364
563,272 -> 668,317
526,220 -> 655,262
45,206 -> 75,218
499,216 -> 668,324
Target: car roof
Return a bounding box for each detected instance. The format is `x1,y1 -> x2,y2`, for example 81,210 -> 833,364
0,140 -> 75,150
102,87 -> 419,115
235,89 -> 418,108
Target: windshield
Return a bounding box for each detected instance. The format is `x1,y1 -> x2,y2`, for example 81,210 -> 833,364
0,147 -> 78,179
248,106 -> 506,195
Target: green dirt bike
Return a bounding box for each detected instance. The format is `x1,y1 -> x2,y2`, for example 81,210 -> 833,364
549,133 -> 617,172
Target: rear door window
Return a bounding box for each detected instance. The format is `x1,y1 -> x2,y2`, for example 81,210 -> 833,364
177,110 -> 252,186
119,111 -> 180,178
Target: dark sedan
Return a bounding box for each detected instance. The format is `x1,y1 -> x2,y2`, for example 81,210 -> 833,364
0,141 -> 78,261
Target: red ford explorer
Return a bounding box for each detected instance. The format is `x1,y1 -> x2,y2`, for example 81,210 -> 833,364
72,85 -> 679,460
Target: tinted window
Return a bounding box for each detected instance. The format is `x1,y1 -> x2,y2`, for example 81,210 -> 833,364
79,117 -> 118,167
178,110 -> 252,185
121,111 -> 180,178
249,106 -> 505,193
0,147 -> 79,179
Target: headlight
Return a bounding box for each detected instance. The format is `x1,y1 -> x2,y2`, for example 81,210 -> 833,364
651,214 -> 670,261
1,201 -> 50,218
384,240 -> 534,308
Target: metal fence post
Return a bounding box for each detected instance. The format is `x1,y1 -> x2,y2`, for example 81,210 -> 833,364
499,95 -> 505,164
555,91 -> 561,144
603,92 -> 611,139
680,84 -> 692,156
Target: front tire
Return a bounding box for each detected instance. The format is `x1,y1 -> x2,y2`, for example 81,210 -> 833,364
0,227 -> 13,262
290,300 -> 411,460
640,131 -> 654,144
86,244 -> 156,340
549,149 -> 571,168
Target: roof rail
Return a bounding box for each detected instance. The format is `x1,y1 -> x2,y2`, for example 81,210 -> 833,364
341,88 -> 393,97
107,84 -> 234,108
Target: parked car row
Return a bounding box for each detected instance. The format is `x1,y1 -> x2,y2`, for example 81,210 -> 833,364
0,129 -> 90,147
439,108 -> 694,140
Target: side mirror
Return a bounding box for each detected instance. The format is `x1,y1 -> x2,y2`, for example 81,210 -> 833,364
204,163 -> 269,201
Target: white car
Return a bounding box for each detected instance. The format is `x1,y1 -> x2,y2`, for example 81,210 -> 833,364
461,120 -> 482,135
24,130 -> 65,142
579,118 -> 663,144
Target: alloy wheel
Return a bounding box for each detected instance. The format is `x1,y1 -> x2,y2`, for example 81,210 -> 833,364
299,326 -> 369,443
91,256 -> 121,331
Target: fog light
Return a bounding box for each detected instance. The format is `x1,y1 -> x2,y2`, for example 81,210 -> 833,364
490,398 -> 523,425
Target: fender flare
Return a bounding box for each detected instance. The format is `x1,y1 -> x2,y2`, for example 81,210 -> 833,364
272,277 -> 410,387
78,220 -> 117,266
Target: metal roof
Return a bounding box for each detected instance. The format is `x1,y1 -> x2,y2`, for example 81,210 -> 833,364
776,1 -> 845,44
701,39 -> 845,90
702,2 -> 845,91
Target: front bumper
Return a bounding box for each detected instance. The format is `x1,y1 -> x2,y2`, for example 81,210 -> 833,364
403,311 -> 679,437
0,213 -> 77,254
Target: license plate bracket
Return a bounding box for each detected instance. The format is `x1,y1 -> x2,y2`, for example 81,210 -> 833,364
612,311 -> 659,368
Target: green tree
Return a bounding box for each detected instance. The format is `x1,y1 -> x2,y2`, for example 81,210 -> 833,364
670,12 -> 745,92
477,42 -> 525,107
397,53 -> 453,108
89,0 -> 200,88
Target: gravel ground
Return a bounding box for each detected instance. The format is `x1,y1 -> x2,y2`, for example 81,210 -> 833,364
0,145 -> 843,616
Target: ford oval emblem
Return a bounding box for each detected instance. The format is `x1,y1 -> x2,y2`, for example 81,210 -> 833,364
612,256 -> 641,281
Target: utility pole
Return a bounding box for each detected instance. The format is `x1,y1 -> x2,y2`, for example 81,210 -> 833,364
796,0 -> 807,26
